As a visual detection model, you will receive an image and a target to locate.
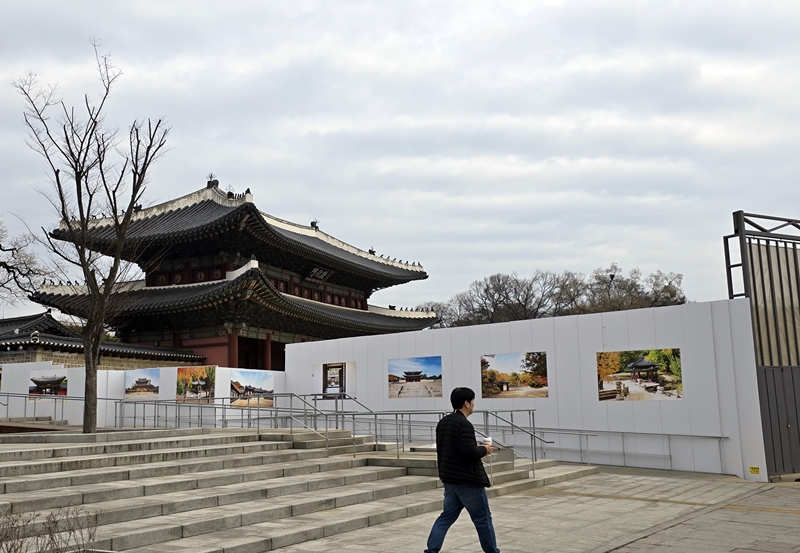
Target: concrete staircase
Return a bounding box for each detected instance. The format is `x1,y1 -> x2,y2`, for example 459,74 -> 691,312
0,428 -> 597,552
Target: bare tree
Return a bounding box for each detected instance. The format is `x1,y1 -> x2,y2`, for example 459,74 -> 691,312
418,264 -> 687,327
0,217 -> 42,304
580,263 -> 686,313
414,300 -> 458,329
550,270 -> 586,316
14,43 -> 169,433
438,272 -> 565,326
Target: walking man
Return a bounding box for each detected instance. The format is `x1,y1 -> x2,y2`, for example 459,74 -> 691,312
424,387 -> 500,553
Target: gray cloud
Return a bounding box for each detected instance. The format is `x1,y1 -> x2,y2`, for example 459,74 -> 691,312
2,0 -> 799,316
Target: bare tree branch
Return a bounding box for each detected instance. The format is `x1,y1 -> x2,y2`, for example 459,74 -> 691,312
418,265 -> 687,328
0,217 -> 44,303
13,42 -> 170,433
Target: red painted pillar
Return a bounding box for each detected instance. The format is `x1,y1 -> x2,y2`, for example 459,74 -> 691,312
228,328 -> 239,368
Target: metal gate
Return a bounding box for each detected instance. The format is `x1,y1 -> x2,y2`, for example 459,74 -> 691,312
756,366 -> 800,476
725,211 -> 800,477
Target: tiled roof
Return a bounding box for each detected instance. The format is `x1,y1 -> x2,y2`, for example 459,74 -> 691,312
31,265 -> 438,336
0,332 -> 204,361
0,312 -> 77,339
51,186 -> 427,287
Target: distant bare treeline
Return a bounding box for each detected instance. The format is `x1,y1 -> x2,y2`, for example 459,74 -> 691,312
417,263 -> 686,328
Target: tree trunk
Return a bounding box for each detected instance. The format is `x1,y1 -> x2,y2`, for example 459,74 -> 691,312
82,325 -> 103,433
82,349 -> 98,434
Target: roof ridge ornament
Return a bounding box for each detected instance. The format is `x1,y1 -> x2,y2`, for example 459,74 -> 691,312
207,172 -> 219,188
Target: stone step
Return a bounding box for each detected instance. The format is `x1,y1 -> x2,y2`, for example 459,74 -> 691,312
488,463 -> 600,497
0,427 -> 210,444
0,426 -> 599,553
22,464 -> 418,539
257,429 -> 354,442
21,460 -> 536,547
362,452 -> 549,470
121,484 -> 445,553
2,455 -> 411,515
486,467 -> 532,486
0,444 -> 343,495
0,437 -> 303,479
114,463 -> 596,552
0,431 -> 266,464
1,458 -> 366,514
89,473 -> 441,550
325,442 -> 378,456
0,442 -> 360,494
400,458 -> 516,477
404,445 -> 515,461
287,435 -> 372,449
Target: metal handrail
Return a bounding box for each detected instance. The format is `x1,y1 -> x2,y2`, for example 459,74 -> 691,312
476,411 -> 552,477
116,394 -> 342,450
304,392 -> 375,413
0,391 -> 119,428
338,409 -> 546,473
0,389 -> 730,474
534,426 -> 728,470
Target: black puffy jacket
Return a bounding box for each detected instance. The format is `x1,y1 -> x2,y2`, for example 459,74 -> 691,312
435,411 -> 490,487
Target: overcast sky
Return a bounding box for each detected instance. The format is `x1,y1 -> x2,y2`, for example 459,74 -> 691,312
2,1 -> 799,318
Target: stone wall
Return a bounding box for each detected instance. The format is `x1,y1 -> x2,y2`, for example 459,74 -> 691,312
0,349 -> 186,371
0,351 -> 37,365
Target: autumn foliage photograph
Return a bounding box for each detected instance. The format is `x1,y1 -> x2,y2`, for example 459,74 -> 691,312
176,366 -> 216,403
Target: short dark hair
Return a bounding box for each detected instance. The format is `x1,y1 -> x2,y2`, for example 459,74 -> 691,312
450,387 -> 475,410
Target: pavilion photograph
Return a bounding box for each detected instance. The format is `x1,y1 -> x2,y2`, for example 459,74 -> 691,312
596,349 -> 683,401
28,374 -> 67,396
230,369 -> 274,408
124,369 -> 160,400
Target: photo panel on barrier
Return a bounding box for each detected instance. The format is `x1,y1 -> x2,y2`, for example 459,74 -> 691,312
388,355 -> 443,399
176,366 -> 217,403
124,368 -> 161,401
480,351 -> 548,399
323,362 -> 345,396
230,369 -> 274,408
596,348 -> 682,401
29,370 -> 68,397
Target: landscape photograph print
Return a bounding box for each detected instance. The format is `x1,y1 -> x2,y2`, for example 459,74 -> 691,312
124,368 -> 160,400
388,356 -> 443,399
596,348 -> 682,401
481,352 -> 548,399
176,366 -> 216,403
230,369 -> 274,408
28,372 -> 67,396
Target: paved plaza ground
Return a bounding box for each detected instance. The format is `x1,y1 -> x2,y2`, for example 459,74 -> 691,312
272,466 -> 800,553
388,381 -> 443,398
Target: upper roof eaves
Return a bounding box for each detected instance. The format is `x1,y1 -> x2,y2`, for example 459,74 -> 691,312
63,184 -> 426,279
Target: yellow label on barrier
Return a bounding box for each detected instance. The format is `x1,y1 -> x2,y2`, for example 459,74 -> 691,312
749,466 -> 760,475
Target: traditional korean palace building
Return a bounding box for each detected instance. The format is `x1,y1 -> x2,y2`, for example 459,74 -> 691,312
29,180 -> 437,370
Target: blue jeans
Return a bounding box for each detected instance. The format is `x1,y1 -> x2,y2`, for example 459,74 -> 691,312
424,483 -> 500,553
